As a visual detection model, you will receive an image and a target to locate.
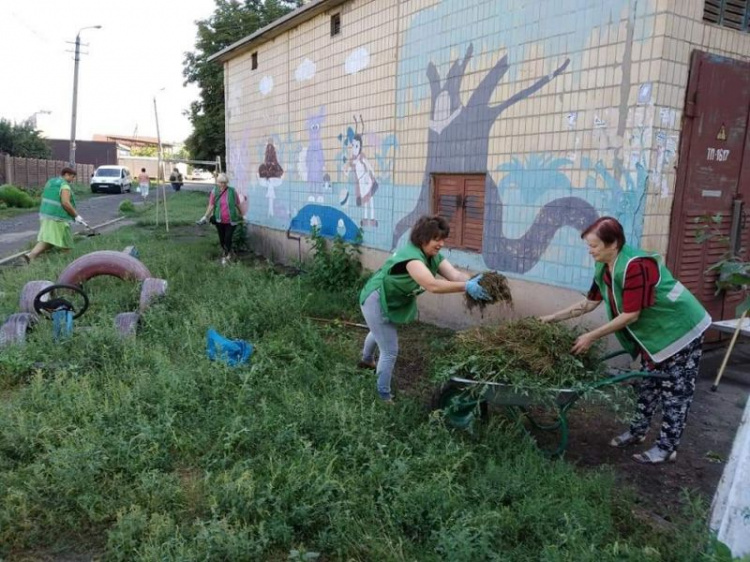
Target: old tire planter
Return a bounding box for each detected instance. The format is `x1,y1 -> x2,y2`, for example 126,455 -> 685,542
115,312 -> 141,338
19,280 -> 54,315
57,251 -> 152,286
139,278 -> 168,312
0,313 -> 38,347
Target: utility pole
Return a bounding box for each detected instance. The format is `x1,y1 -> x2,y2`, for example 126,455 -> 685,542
69,25 -> 101,166
153,90 -> 168,231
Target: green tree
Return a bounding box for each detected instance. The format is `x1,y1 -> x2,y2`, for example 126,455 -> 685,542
0,119 -> 51,158
183,0 -> 301,162
129,146 -> 158,157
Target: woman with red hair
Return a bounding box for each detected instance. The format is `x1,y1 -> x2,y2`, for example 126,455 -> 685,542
540,216 -> 711,464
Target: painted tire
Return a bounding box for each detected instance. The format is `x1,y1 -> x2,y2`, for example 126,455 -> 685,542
114,312 -> 140,338
19,280 -> 54,315
57,251 -> 152,286
139,278 -> 168,312
0,313 -> 38,347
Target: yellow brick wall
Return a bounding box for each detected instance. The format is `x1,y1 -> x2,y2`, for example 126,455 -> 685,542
223,0 -> 750,291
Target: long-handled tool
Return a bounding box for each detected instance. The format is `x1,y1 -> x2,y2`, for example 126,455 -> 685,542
711,309 -> 749,392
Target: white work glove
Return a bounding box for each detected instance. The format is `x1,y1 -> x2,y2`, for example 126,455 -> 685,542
74,215 -> 88,227
196,216 -> 208,225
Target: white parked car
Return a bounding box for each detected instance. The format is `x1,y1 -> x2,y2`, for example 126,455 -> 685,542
90,166 -> 132,194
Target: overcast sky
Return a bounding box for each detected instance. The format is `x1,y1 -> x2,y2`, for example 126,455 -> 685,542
0,0 -> 218,144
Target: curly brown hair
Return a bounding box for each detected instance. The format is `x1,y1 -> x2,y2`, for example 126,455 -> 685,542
410,215 -> 450,247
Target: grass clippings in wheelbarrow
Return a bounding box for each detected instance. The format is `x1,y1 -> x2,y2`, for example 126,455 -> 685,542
436,318 -> 604,390
465,271 -> 512,311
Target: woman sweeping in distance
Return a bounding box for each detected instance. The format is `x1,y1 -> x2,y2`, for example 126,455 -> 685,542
25,167 -> 88,262
359,215 -> 492,403
540,217 -> 711,464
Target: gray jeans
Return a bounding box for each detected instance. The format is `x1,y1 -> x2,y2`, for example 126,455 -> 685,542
361,290 -> 399,398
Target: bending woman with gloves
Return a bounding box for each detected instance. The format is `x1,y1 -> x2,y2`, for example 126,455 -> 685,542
539,216 -> 710,464
359,215 -> 491,402
26,167 -> 88,262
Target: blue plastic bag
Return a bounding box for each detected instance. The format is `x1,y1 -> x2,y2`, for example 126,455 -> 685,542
206,328 -> 253,366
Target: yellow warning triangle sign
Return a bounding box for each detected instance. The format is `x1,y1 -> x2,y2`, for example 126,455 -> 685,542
717,124 -> 727,141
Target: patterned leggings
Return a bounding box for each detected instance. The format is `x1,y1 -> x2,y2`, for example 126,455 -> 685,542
629,336 -> 704,453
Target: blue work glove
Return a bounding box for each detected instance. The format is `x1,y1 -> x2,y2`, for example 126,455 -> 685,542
465,274 -> 491,301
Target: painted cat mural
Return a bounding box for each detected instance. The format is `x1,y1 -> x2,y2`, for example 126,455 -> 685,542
392,44 -> 599,274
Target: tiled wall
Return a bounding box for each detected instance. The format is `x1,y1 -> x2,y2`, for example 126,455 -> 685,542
641,0 -> 750,256
223,0 -> 749,291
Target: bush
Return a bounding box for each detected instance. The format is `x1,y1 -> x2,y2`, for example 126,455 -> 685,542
305,227 -> 365,293
0,185 -> 35,208
119,200 -> 136,213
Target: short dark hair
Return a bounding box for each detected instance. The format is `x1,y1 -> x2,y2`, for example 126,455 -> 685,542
141,168 -> 146,172
581,216 -> 625,250
61,166 -> 77,176
410,215 -> 450,247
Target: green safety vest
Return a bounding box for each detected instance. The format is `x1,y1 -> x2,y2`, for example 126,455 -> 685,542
39,177 -> 75,222
360,243 -> 444,324
212,186 -> 241,223
594,244 -> 711,363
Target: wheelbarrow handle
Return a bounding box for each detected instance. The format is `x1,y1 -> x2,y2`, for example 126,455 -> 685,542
599,349 -> 631,361
585,370 -> 668,392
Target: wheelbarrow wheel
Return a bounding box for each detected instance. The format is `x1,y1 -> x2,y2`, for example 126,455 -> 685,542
431,382 -> 488,430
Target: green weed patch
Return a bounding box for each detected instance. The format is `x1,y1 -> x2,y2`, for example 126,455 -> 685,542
0,209 -> 725,560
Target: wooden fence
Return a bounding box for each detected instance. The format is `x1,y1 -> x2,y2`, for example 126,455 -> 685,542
0,153 -> 94,188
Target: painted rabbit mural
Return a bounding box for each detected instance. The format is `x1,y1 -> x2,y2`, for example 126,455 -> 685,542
392,44 -> 599,274
347,115 -> 379,227
298,105 -> 327,195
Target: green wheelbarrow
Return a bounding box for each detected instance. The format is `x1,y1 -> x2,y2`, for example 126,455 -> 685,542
431,350 -> 668,457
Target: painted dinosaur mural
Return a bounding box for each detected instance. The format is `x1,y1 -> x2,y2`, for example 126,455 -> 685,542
392,44 -> 599,273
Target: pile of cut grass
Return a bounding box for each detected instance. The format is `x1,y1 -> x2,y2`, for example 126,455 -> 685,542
435,318 -> 603,390
465,270 -> 512,311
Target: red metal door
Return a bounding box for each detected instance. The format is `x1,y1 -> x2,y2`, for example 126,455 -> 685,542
668,51 -> 750,321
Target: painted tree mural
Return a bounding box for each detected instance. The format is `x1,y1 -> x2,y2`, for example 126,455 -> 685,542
392,45 -> 599,273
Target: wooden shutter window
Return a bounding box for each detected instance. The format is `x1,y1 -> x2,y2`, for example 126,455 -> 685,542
433,174 -> 485,252
703,0 -> 750,31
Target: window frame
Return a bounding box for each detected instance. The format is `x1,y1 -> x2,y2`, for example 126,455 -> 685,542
431,173 -> 486,253
330,13 -> 341,37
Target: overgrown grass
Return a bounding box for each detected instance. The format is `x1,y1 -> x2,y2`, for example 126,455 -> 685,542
0,182 -> 99,220
0,200 -> 732,560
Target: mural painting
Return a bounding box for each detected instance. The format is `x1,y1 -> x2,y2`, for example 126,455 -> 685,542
392,44 -> 599,274
258,139 -> 284,218
346,115 -> 378,227
229,0 -> 658,290
298,105 -> 328,197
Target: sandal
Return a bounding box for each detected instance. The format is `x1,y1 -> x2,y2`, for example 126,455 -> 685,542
632,446 -> 677,464
609,431 -> 646,448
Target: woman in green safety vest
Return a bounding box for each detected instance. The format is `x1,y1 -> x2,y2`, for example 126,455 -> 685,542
539,216 -> 711,464
196,173 -> 248,265
359,215 -> 492,403
25,167 -> 88,262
